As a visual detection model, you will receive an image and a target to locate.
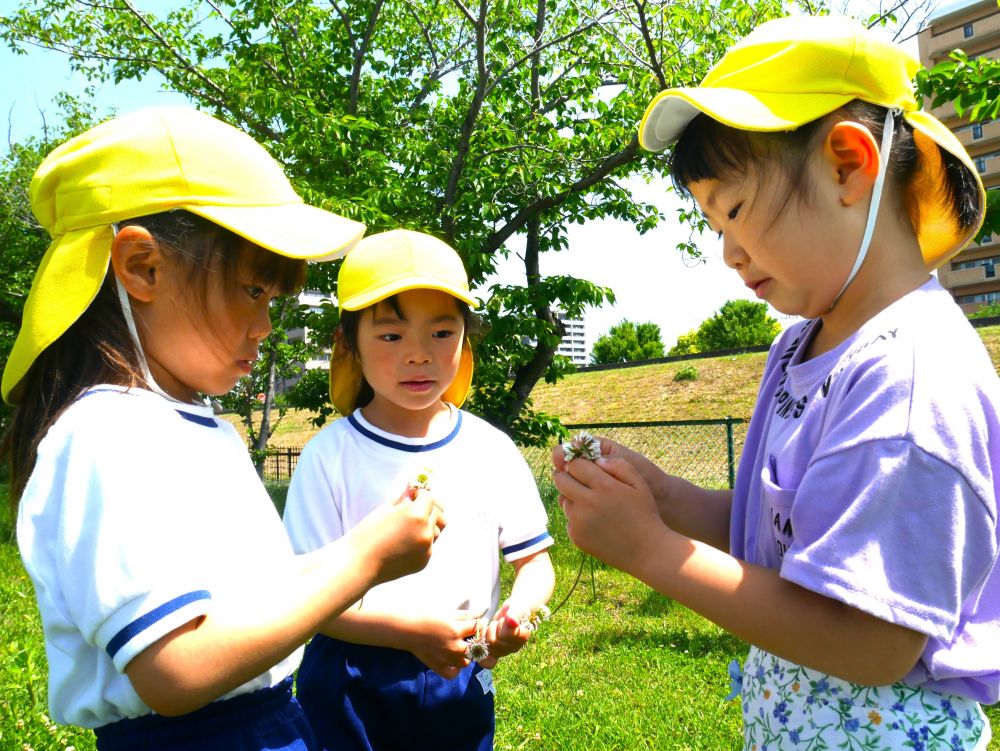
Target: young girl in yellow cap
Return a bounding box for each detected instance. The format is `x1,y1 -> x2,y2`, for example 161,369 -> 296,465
1,107 -> 444,751
282,229 -> 556,751
554,15 -> 997,750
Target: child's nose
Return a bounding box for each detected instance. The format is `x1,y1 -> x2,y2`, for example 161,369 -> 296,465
251,304 -> 273,340
721,234 -> 748,270
405,345 -> 432,364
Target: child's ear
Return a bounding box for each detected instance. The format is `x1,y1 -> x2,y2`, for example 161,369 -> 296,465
823,121 -> 880,207
110,225 -> 165,303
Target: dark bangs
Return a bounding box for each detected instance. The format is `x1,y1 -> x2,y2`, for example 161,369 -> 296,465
234,243 -> 306,296
670,114 -> 760,197
668,113 -> 822,206
121,209 -> 306,302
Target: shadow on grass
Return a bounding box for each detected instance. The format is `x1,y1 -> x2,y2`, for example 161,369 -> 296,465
577,622 -> 745,660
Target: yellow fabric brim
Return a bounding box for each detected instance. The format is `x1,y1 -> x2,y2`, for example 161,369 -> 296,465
188,202 -> 365,262
639,87 -> 855,151
329,339 -> 474,415
2,225 -> 113,405
341,278 -> 478,312
904,110 -> 986,270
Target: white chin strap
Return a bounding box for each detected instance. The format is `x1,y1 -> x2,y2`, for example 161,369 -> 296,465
828,108 -> 898,310
112,224 -> 195,405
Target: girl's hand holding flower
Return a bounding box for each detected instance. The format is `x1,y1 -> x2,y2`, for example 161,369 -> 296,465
406,613 -> 479,679
554,456 -> 667,573
473,601 -> 546,668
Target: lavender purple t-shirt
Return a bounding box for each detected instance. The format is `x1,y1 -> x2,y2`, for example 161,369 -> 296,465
732,278 -> 1000,703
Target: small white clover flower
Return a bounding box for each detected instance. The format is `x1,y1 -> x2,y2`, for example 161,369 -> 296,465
519,604 -> 551,632
464,619 -> 489,662
562,431 -> 601,462
464,637 -> 490,662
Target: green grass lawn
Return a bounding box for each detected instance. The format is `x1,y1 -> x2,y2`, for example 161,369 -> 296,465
2,479 -> 998,750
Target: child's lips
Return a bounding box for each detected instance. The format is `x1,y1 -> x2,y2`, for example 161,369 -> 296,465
401,379 -> 435,392
746,278 -> 770,298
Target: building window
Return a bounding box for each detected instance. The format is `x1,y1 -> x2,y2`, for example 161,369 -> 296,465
972,123 -> 983,140
976,157 -> 987,173
964,23 -> 974,38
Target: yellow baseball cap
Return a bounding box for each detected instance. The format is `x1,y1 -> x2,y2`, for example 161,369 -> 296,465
330,229 -> 477,414
2,106 -> 366,405
639,14 -> 985,271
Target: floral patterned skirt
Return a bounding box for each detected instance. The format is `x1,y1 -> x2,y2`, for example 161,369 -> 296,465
739,646 -> 991,751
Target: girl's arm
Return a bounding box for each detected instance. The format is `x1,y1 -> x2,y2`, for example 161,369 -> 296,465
126,493 -> 443,716
478,550 -> 555,668
552,439 -> 733,551
318,551 -> 555,675
315,605 -> 481,679
554,456 -> 928,686
502,550 -> 556,619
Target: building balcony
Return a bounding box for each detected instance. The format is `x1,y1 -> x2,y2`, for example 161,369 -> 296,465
956,119 -> 1000,152
922,16 -> 1000,62
939,262 -> 1000,289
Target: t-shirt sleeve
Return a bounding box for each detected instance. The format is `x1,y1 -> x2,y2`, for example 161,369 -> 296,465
27,423 -> 214,674
282,437 -> 345,554
495,439 -> 554,562
779,439 -> 997,641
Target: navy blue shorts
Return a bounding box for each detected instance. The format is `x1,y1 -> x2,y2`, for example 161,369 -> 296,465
296,635 -> 495,751
94,677 -> 316,751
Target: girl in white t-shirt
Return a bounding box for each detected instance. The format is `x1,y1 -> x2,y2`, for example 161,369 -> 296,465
1,107 -> 442,751
283,229 -> 556,751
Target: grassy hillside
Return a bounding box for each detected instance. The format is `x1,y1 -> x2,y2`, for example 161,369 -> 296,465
231,325 -> 1000,445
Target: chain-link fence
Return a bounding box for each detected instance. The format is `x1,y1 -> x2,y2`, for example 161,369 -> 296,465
262,417 -> 747,489
520,418 -> 747,489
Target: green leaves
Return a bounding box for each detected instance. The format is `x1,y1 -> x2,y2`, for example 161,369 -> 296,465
917,50 -> 1000,123
0,0 -> 791,446
591,320 -> 665,365
689,299 -> 781,353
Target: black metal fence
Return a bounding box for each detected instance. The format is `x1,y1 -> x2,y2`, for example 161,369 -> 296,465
262,417 -> 747,490
262,446 -> 303,481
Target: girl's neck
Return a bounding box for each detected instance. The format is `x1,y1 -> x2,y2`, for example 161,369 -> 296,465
807,222 -> 928,360
360,398 -> 453,438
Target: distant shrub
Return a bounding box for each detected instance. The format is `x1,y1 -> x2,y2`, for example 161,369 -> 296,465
674,365 -> 698,382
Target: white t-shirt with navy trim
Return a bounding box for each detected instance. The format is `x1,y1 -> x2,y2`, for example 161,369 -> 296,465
16,386 -> 302,728
283,406 -> 553,619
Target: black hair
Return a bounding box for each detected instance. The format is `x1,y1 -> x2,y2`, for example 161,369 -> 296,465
669,101 -> 981,236
2,209 -> 306,507
338,293 -> 479,410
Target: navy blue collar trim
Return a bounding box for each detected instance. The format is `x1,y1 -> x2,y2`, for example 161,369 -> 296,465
175,410 -> 218,428
347,411 -> 462,452
77,389 -> 217,428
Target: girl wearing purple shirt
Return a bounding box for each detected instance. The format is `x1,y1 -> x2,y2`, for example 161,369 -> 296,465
553,16 -> 997,750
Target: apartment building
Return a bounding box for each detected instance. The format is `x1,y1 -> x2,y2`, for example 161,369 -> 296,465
918,0 -> 1000,313
555,313 -> 591,366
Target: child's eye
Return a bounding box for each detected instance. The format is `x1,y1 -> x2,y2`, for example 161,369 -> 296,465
247,286 -> 266,301
379,333 -> 401,342
432,329 -> 455,339
727,203 -> 742,221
